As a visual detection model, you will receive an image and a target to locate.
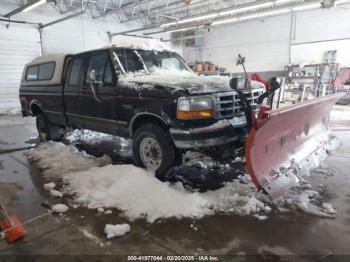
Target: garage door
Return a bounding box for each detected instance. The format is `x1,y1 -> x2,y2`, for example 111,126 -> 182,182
0,22 -> 41,114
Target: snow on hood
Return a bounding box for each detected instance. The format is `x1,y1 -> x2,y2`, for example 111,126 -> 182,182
119,70 -> 232,95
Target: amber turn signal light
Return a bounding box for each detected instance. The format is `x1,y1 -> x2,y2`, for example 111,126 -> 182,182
177,110 -> 213,119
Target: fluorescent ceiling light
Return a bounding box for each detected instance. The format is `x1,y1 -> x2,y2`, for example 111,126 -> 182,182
240,8 -> 290,20
211,17 -> 238,26
219,2 -> 274,16
293,2 -> 320,11
168,26 -> 204,33
335,0 -> 350,5
161,13 -> 218,27
177,13 -> 218,24
274,0 -> 296,4
22,0 -> 47,12
161,1 -> 275,27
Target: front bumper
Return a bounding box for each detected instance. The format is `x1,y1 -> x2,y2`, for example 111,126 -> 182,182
170,115 -> 247,149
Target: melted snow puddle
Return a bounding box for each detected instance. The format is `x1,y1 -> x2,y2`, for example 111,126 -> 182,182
26,142 -> 336,223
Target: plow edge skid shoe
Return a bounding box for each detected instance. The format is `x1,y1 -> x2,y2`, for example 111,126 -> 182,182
245,93 -> 344,199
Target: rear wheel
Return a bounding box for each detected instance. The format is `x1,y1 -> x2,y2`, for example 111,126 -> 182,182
36,114 -> 60,142
133,123 -> 178,176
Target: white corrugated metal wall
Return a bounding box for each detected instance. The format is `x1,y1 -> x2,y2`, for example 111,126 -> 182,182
0,22 -> 41,114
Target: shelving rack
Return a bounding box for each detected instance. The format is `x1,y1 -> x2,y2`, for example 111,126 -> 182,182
282,63 -> 339,103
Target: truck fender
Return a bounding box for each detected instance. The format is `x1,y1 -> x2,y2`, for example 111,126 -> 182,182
129,112 -> 169,137
29,100 -> 43,116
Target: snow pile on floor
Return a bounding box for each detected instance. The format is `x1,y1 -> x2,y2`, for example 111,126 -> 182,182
25,142 -> 111,180
104,224 -> 130,239
64,129 -> 132,158
52,204 -> 69,214
62,164 -> 270,222
65,129 -> 114,144
27,141 -> 337,222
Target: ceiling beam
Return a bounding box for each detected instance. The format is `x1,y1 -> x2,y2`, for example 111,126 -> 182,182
108,24 -> 158,37
40,10 -> 85,28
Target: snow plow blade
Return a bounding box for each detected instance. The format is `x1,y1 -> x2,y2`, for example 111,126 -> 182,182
245,93 -> 344,199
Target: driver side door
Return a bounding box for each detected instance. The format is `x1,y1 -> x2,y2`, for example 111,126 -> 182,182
79,50 -> 119,134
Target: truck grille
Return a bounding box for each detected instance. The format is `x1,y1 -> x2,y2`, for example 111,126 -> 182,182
214,89 -> 264,119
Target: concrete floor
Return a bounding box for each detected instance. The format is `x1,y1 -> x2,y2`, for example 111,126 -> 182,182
0,113 -> 350,260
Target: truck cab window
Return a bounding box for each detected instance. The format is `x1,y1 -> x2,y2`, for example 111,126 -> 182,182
117,49 -> 144,73
85,52 -> 113,85
68,58 -> 82,86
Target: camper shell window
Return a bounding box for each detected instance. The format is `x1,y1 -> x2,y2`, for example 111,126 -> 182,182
26,62 -> 56,81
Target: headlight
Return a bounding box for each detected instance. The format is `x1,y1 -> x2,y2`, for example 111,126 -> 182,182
177,96 -> 213,119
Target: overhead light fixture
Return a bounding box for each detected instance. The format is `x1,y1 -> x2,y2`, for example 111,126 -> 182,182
274,0 -> 297,4
293,2 -> 321,11
22,0 -> 47,13
211,17 -> 238,26
3,0 -> 47,17
219,2 -> 274,16
161,1 -> 275,27
240,8 -> 291,20
211,8 -> 290,26
161,13 -> 218,27
335,0 -> 350,5
168,25 -> 205,33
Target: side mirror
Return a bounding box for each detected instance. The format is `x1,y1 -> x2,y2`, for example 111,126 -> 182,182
89,70 -> 97,82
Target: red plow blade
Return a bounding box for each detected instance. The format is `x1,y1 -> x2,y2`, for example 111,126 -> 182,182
245,93 -> 344,199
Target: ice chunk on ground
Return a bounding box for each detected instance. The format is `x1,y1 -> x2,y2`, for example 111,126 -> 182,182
105,210 -> 112,215
97,207 -> 104,213
254,214 -> 268,221
44,182 -> 56,190
52,204 -> 69,213
50,189 -> 63,198
276,185 -> 335,218
322,203 -> 337,214
104,224 -> 130,239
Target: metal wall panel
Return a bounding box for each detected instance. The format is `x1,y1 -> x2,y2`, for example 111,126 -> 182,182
0,22 -> 41,114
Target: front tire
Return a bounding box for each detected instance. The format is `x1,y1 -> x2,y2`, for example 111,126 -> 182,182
36,114 -> 60,142
133,123 -> 178,176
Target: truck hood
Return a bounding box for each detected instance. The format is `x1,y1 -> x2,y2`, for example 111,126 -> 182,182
118,71 -> 232,95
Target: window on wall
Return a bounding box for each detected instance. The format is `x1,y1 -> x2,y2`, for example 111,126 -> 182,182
25,62 -> 55,81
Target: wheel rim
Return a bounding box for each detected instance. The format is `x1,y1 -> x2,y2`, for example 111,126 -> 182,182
139,137 -> 163,171
37,118 -> 47,141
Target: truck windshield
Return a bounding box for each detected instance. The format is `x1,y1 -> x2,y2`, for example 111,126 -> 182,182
112,49 -> 192,74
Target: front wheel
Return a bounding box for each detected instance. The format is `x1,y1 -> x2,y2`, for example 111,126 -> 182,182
132,123 -> 178,176
36,114 -> 60,142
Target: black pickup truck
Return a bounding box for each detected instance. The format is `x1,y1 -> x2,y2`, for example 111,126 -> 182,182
19,47 -> 264,174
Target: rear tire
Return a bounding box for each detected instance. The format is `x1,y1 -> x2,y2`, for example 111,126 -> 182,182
36,114 -> 60,142
133,123 -> 178,176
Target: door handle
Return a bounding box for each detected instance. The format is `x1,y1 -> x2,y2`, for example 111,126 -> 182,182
80,88 -> 87,93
